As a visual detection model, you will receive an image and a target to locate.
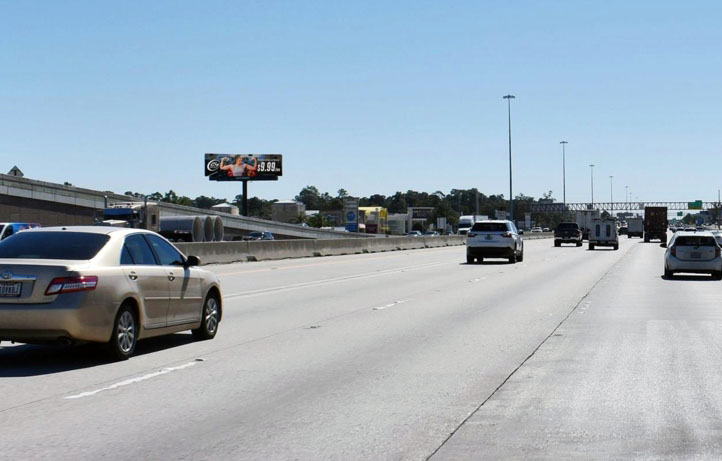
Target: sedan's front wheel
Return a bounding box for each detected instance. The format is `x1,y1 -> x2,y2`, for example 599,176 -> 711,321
107,303 -> 137,361
193,293 -> 220,340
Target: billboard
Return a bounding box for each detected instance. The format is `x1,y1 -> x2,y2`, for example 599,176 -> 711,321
205,153 -> 282,181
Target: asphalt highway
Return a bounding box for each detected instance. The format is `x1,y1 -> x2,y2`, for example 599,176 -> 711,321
2,234 -> 720,459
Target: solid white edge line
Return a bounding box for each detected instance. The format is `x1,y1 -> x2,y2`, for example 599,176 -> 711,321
64,361 -> 199,400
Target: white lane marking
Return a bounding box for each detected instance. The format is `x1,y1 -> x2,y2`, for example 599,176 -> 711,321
225,261 -> 454,299
64,361 -> 200,400
373,299 -> 413,311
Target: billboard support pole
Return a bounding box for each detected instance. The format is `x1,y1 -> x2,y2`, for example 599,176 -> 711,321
242,180 -> 248,217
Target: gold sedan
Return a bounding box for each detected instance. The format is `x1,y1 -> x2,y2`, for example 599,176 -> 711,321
0,226 -> 222,360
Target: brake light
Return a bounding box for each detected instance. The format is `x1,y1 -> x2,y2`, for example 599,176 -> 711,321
45,276 -> 98,295
716,246 -> 721,258
670,246 -> 676,257
467,233 -> 476,238
502,232 -> 513,238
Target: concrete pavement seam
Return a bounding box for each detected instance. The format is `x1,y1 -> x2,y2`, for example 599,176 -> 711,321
425,241 -> 638,460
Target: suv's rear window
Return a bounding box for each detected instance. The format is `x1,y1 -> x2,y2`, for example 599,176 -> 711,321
674,236 -> 717,247
556,223 -> 579,230
0,232 -> 110,259
471,223 -> 508,232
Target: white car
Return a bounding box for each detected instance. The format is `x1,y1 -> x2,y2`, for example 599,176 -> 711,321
663,231 -> 722,279
711,231 -> 722,247
530,227 -> 543,233
466,220 -> 524,264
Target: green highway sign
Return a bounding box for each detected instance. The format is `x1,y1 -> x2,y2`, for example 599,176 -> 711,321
688,200 -> 703,210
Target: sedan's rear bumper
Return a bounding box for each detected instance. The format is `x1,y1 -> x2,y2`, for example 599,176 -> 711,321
467,246 -> 514,258
666,256 -> 722,274
0,293 -> 119,343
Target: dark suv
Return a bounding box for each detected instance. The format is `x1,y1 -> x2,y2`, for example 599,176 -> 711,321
554,222 -> 582,247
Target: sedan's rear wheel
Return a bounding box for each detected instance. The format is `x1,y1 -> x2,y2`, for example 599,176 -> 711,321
107,303 -> 137,361
192,293 -> 220,340
466,254 -> 474,264
664,267 -> 673,278
712,271 -> 722,280
508,250 -> 517,264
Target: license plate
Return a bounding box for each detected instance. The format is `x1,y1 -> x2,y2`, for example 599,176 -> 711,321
691,252 -> 701,259
485,235 -> 493,240
0,282 -> 21,297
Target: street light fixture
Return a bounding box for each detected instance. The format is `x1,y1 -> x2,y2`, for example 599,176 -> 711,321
589,164 -> 595,208
560,141 -> 568,210
503,94 -> 515,221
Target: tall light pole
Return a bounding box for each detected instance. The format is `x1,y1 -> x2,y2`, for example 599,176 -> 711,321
625,185 -> 629,208
589,164 -> 595,208
503,94 -> 515,221
609,175 -> 614,217
560,141 -> 568,210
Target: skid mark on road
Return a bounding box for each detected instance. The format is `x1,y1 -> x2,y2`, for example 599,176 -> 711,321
63,360 -> 203,400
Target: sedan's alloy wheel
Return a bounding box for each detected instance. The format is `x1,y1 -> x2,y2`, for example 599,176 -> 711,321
205,297 -> 219,335
117,311 -> 136,353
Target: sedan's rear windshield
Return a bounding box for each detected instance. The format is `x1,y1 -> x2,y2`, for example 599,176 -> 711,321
0,232 -> 110,259
674,236 -> 717,247
556,223 -> 579,230
471,223 -> 508,232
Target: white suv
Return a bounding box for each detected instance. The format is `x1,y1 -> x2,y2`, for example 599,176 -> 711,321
466,220 -> 524,264
663,231 -> 722,279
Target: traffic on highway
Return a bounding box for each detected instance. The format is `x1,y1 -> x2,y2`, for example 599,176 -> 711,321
2,217 -> 722,458
4,2 -> 722,459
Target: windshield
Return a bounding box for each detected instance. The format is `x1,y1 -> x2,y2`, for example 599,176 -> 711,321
0,232 -> 110,259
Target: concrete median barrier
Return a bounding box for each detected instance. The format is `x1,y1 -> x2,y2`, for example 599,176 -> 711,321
246,240 -> 317,261
175,241 -> 250,264
314,239 -> 371,257
176,235 -> 467,265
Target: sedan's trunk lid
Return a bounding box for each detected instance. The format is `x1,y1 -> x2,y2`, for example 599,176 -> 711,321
0,259 -> 90,304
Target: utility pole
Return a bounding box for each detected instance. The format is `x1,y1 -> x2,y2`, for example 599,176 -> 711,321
503,94 -> 515,221
609,175 -> 613,215
589,164 -> 595,209
560,141 -> 568,211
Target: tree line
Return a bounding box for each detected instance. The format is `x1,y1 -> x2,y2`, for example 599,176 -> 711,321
124,186 -> 570,227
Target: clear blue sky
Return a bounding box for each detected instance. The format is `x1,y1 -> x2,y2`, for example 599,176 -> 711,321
2,1 -> 721,204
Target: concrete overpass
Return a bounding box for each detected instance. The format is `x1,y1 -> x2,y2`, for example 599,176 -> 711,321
0,173 -> 368,240
529,201 -> 720,213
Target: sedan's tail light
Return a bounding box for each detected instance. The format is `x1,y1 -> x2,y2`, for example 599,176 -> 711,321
670,246 -> 677,257
467,233 -> 477,238
716,246 -> 721,258
45,276 -> 98,295
502,232 -> 513,238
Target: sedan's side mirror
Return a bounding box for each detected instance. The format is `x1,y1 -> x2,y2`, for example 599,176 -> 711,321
660,243 -> 667,248
185,255 -> 201,267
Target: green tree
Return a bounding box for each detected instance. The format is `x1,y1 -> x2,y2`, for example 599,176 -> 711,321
295,186 -> 321,210
194,195 -> 226,209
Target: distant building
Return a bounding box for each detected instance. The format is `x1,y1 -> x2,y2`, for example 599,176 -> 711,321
210,203 -> 239,215
388,213 -> 409,235
272,200 -> 306,223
